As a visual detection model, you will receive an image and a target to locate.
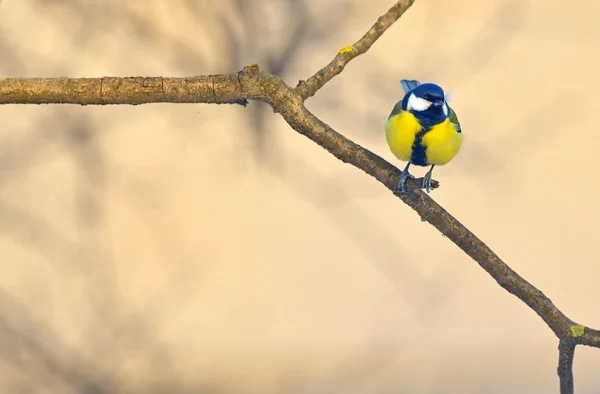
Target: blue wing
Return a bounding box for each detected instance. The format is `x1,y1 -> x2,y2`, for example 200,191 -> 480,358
400,79 -> 421,94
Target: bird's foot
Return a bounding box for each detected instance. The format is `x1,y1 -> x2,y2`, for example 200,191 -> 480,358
422,171 -> 433,193
395,171 -> 415,194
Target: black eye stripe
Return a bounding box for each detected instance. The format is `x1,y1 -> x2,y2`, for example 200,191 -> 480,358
423,94 -> 442,101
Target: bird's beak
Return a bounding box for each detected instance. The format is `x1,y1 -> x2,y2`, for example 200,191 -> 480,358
433,100 -> 444,107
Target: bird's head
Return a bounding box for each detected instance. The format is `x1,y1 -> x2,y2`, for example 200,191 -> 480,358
402,83 -> 449,125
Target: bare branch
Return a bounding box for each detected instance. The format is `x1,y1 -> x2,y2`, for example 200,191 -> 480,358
0,75 -> 251,105
1,69 -> 600,340
1,0 -> 599,391
558,340 -> 575,394
294,0 -> 416,100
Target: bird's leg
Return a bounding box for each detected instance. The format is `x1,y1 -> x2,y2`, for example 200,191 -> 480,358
422,165 -> 435,193
396,162 -> 415,194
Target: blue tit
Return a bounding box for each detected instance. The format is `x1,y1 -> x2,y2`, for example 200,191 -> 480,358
385,79 -> 463,193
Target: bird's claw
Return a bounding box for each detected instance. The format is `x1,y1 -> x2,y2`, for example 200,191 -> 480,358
422,172 -> 432,193
395,171 -> 415,194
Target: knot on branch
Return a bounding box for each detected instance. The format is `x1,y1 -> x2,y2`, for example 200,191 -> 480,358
234,64 -> 262,106
238,64 -> 260,86
241,64 -> 260,77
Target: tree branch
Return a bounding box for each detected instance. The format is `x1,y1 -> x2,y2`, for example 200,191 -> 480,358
0,74 -> 252,105
558,340 -> 575,394
294,0 -> 416,100
1,0 -> 598,391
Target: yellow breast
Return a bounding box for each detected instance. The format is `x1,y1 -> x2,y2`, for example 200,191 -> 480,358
385,111 -> 463,166
385,111 -> 421,162
422,119 -> 463,166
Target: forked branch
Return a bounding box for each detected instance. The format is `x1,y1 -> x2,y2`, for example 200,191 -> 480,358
0,1 -> 596,393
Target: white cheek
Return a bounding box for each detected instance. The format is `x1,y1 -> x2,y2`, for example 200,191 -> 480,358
407,93 -> 432,112
442,103 -> 449,116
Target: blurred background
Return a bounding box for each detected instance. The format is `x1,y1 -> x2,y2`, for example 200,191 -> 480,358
0,0 -> 599,392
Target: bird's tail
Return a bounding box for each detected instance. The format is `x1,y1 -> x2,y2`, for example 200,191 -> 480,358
400,79 -> 421,94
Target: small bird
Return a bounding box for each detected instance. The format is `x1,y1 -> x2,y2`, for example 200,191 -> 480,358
385,79 -> 463,193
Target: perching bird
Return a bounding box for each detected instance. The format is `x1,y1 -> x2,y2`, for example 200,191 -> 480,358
385,79 -> 463,193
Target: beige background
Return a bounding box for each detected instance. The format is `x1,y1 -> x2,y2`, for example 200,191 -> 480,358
0,0 -> 599,392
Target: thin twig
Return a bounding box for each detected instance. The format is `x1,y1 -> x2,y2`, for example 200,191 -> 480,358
294,0 -> 416,100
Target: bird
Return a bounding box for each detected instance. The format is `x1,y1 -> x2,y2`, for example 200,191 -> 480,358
385,79 -> 463,193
